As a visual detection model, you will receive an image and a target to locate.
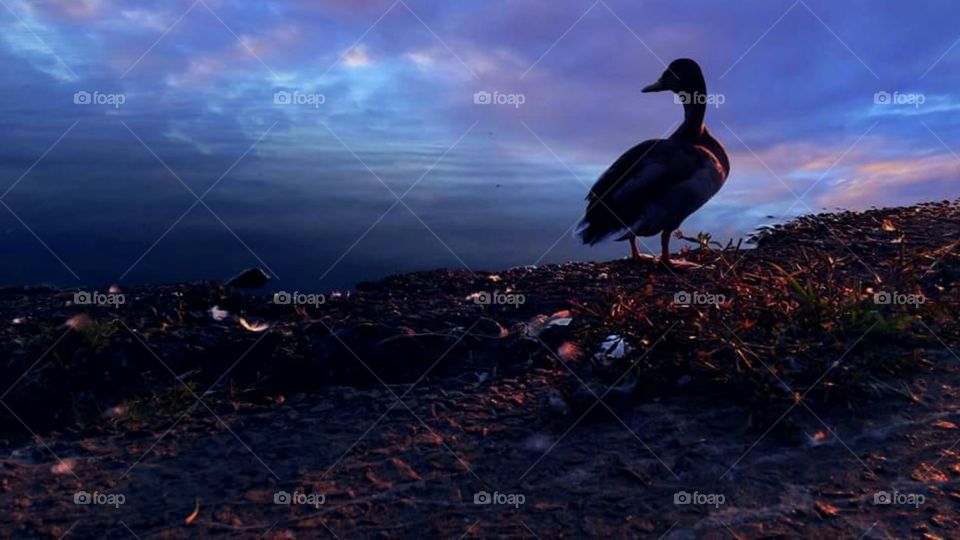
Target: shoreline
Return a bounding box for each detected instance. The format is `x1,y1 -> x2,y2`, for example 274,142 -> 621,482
5,200 -> 948,296
3,199 -> 958,433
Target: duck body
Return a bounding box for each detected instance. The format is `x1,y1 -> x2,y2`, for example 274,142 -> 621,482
576,59 -> 730,267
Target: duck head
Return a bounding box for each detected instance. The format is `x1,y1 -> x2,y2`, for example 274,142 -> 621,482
641,58 -> 706,95
643,58 -> 710,138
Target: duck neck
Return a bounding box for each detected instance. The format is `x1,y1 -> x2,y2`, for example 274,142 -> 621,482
673,85 -> 707,141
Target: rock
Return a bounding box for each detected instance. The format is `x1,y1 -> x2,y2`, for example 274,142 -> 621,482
473,318 -> 508,338
225,268 -> 271,288
543,387 -> 570,416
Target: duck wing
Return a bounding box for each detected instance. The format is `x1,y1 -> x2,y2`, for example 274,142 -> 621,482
577,139 -> 699,245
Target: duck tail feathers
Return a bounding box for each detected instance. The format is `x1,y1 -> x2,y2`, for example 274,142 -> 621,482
575,195 -> 633,245
575,217 -> 623,245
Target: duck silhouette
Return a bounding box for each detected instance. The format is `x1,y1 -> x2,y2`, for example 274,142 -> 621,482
576,58 -> 730,269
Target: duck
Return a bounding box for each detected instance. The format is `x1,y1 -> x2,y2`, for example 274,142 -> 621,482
576,58 -> 730,269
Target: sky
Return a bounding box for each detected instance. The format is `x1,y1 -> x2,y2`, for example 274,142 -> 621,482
1,0 -> 959,290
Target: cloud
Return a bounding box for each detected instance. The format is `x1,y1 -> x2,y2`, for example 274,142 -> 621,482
120,9 -> 174,32
867,94 -> 960,117
38,0 -> 105,20
0,0 -> 80,82
404,51 -> 433,67
816,154 -> 960,209
343,45 -> 371,68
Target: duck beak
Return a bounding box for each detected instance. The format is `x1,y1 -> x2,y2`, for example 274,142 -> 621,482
642,80 -> 666,93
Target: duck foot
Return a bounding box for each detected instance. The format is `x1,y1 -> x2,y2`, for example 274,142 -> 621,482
629,253 -> 659,263
660,257 -> 705,271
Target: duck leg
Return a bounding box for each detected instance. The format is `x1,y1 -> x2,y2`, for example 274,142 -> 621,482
661,230 -> 705,270
659,230 -> 674,269
629,235 -> 642,260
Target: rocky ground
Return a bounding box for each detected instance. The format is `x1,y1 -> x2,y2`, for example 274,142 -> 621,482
1,200 -> 959,538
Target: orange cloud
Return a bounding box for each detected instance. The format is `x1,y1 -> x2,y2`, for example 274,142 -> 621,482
343,46 -> 371,67
816,155 -> 960,208
40,0 -> 104,19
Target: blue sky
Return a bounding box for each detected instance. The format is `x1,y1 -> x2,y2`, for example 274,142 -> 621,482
1,0 -> 959,288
